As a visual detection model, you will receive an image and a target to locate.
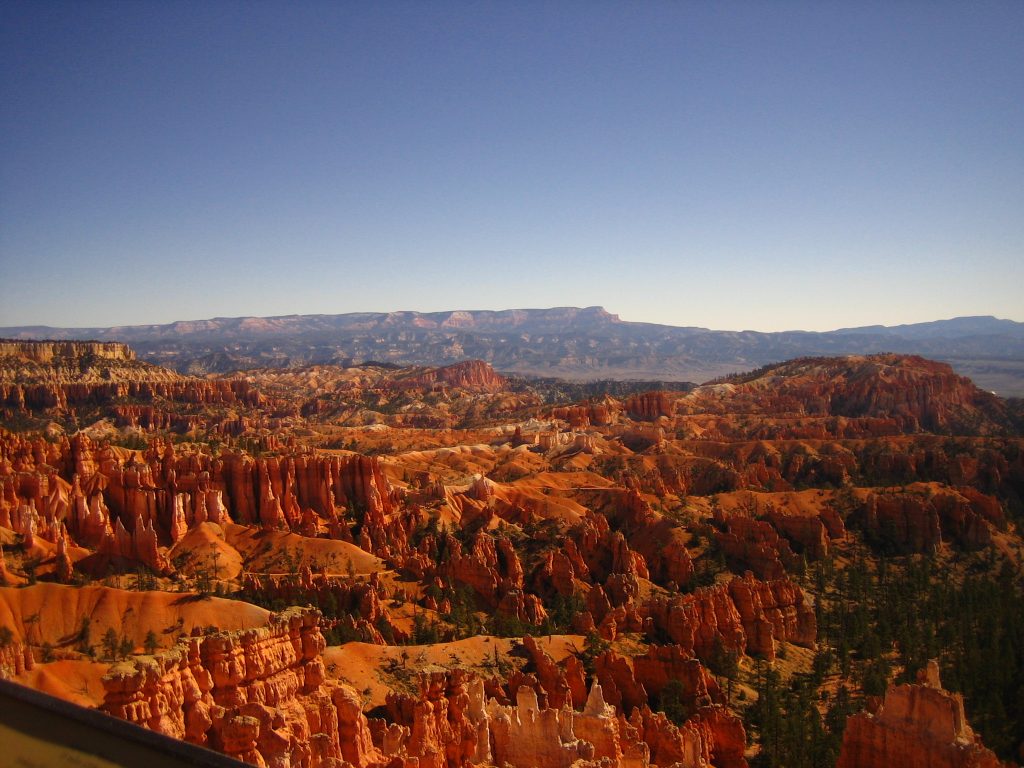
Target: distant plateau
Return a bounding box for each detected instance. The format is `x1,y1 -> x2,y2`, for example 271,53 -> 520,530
3,306 -> 1023,396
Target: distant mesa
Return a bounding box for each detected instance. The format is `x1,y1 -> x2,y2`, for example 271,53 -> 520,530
3,307 -> 1022,395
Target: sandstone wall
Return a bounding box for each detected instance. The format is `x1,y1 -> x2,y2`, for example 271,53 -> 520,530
836,661 -> 1003,768
0,340 -> 136,363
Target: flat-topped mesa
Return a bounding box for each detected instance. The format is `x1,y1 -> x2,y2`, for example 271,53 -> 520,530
0,339 -> 136,363
836,661 -> 1003,768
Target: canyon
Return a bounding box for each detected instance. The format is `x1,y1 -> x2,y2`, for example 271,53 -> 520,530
0,341 -> 1021,767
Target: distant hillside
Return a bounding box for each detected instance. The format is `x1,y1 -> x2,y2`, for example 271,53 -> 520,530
700,354 -> 1017,435
3,308 -> 1023,396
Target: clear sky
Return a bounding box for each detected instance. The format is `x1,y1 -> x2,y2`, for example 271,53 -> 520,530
1,1 -> 1021,332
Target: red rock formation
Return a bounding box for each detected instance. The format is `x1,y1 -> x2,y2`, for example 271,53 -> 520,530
633,644 -> 721,707
53,523 -> 74,583
765,509 -> 834,559
691,355 -> 1013,436
690,705 -> 749,768
486,682 -> 606,768
624,392 -> 674,422
534,547 -> 584,598
551,402 -> 615,428
0,544 -> 11,585
625,695 -> 748,768
928,486 -> 1000,549
434,531 -> 535,622
645,584 -> 749,660
1,378 -> 263,414
382,670 -> 701,768
0,340 -> 137,363
631,706 -> 712,767
519,635 -> 587,710
394,360 -> 507,393
727,573 -> 816,658
837,661 -> 1003,768
593,649 -> 649,713
676,433 -> 1022,505
496,590 -> 549,625
0,432 -> 417,574
630,703 -> 749,768
715,516 -> 793,581
384,671 -> 491,768
604,490 -> 695,588
554,506 -> 672,602
4,347 -> 1023,767
852,484 -> 1000,554
590,643 -> 727,729
242,569 -> 401,644
102,606 -> 360,768
0,639 -> 35,678
642,575 -> 815,663
334,683 -> 382,767
856,490 -> 943,554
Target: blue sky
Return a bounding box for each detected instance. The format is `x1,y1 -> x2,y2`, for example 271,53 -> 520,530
1,1 -> 1021,331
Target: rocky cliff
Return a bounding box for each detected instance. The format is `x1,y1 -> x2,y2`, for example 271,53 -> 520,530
393,360 -> 507,393
694,355 -> 1014,435
0,340 -> 136,363
836,661 -> 1004,768
102,606 -> 341,767
0,432 -> 408,578
0,339 -> 274,443
100,609 -> 747,768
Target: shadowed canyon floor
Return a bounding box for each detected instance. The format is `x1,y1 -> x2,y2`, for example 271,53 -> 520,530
1,343 -> 1022,767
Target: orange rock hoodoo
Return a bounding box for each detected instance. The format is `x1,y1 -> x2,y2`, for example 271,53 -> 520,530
0,639 -> 35,679
836,661 -> 1003,768
3,346 -> 1023,767
0,433 -> 411,577
102,608 -> 748,768
640,576 -> 815,662
624,392 -> 675,422
102,607 -> 341,767
394,360 -> 507,393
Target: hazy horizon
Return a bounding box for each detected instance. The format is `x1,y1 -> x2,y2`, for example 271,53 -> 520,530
2,2 -> 1022,332
2,304 -> 1022,337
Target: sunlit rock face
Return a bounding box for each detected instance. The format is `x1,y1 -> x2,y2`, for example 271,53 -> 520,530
837,661 -> 1003,768
1,342 -> 1022,767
